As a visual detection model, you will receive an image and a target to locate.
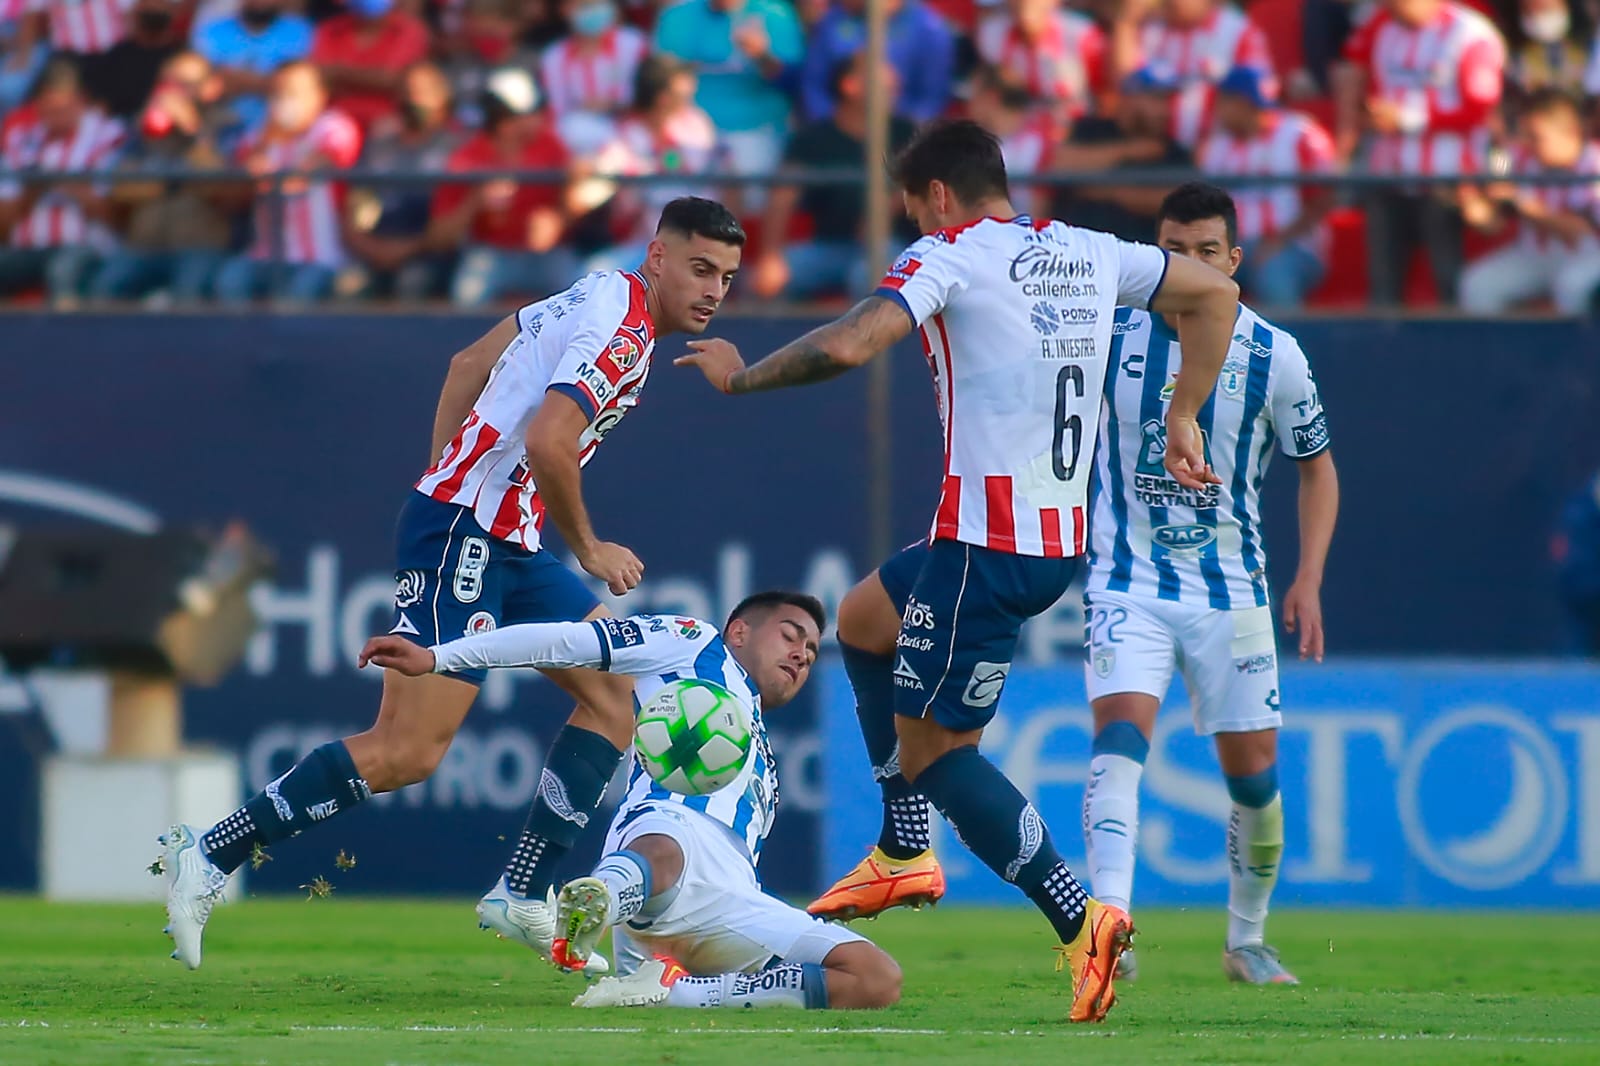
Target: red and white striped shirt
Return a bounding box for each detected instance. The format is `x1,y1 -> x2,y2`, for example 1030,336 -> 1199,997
874,216 -> 1170,558
1141,5 -> 1276,147
998,111 -> 1057,176
241,109 -> 362,267
1510,141 -> 1600,254
27,0 -> 132,54
417,271 -> 656,550
0,105 -> 123,250
1343,2 -> 1505,176
1199,109 -> 1336,249
540,27 -> 648,118
975,10 -> 1106,120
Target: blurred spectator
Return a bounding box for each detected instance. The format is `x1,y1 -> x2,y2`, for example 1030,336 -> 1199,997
654,0 -> 803,181
0,58 -> 124,305
1301,0 -> 1356,94
750,49 -> 914,301
521,0 -> 572,46
194,0 -> 313,131
32,0 -> 131,56
1338,0 -> 1506,305
0,0 -> 48,113
1056,66 -> 1193,242
541,0 -> 648,155
581,53 -> 720,270
214,61 -> 362,304
1509,0 -> 1589,101
429,67 -> 578,307
1459,88 -> 1600,313
82,0 -> 183,119
311,0 -> 432,132
802,0 -> 955,123
89,51 -> 239,303
1140,0 -> 1278,147
342,60 -> 462,300
973,0 -> 1108,124
966,64 -> 1056,216
438,0 -> 537,131
1200,66 -> 1336,307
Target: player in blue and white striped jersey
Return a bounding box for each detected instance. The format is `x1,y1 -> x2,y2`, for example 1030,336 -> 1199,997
359,591 -> 902,1012
1081,183 -> 1340,987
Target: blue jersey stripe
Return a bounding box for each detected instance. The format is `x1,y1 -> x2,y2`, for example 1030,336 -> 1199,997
1194,391 -> 1232,610
1106,307 -> 1136,590
1232,323 -> 1273,606
1143,318 -> 1180,601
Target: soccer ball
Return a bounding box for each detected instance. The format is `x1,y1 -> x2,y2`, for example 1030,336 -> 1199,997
633,678 -> 753,796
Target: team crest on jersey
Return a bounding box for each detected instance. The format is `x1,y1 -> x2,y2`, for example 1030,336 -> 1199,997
1219,353 -> 1249,397
465,611 -> 497,636
394,569 -> 426,608
1030,301 -> 1062,336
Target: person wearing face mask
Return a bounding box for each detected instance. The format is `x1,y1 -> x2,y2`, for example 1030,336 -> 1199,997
88,50 -> 241,304
82,0 -> 183,119
343,61 -> 464,300
540,0 -> 648,155
311,0 -> 433,132
213,60 -> 363,305
194,0 -> 313,131
1511,0 -> 1589,101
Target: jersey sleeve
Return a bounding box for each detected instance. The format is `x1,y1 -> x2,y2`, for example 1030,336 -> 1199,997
1268,338 -> 1330,460
1105,232 -> 1171,309
431,620 -> 609,674
590,615 -> 719,675
873,234 -> 970,327
545,276 -> 641,419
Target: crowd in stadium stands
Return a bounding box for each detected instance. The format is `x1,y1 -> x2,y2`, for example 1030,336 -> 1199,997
1,0 -> 1598,311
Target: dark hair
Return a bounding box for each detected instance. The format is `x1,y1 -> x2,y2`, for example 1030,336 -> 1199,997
656,196 -> 747,246
973,64 -> 1035,114
30,55 -> 84,100
891,118 -> 1009,204
1522,87 -> 1583,124
632,53 -> 690,114
726,590 -> 827,634
828,50 -> 863,103
1156,181 -> 1239,248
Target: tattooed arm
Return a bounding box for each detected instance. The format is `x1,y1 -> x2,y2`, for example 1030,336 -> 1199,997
674,295 -> 915,394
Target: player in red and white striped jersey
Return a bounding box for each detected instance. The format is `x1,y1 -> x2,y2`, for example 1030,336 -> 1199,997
974,0 -> 1107,124
27,0 -> 131,55
162,199 -> 748,974
1139,0 -> 1276,147
1460,89 -> 1600,315
1199,66 -> 1336,307
1337,0 -> 1506,304
678,120 -> 1240,1022
540,0 -> 648,154
0,57 -> 123,303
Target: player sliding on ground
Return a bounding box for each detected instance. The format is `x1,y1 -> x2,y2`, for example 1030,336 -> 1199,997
1081,183 -> 1339,985
360,591 -> 903,1011
676,119 -> 1239,1022
160,198 -> 746,971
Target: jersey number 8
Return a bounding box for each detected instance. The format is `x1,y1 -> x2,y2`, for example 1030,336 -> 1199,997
1052,365 -> 1086,482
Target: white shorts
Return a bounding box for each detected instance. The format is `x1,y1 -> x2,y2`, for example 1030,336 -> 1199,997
1084,589 -> 1283,735
604,804 -> 866,977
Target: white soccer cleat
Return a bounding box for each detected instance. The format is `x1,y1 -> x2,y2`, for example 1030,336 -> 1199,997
476,878 -> 610,975
572,956 -> 683,1008
159,823 -> 227,970
1116,947 -> 1139,982
552,876 -> 612,971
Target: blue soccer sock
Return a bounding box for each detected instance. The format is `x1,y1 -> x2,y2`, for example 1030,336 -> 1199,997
201,741 -> 372,875
915,745 -> 1089,943
841,641 -> 930,861
503,725 -> 624,898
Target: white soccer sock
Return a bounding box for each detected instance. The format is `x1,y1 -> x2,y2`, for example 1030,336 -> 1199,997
665,963 -> 826,1009
591,850 -> 650,926
1081,753 -> 1144,911
1226,793 -> 1283,950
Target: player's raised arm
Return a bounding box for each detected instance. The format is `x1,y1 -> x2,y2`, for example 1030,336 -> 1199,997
429,315 -> 520,462
360,620 -> 611,676
1147,252 -> 1240,490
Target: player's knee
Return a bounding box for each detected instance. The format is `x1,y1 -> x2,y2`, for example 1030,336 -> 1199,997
859,949 -> 903,1008
624,833 -> 685,894
829,943 -> 902,1009
837,576 -> 898,655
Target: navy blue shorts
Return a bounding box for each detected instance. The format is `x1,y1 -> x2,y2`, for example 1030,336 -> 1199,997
880,539 -> 1077,731
390,492 -> 600,684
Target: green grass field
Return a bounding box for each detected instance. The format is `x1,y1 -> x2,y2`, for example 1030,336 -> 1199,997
2,898 -> 1598,1065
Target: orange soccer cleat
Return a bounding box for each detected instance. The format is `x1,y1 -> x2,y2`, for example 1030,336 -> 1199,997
806,847 -> 946,922
1055,898 -> 1136,1023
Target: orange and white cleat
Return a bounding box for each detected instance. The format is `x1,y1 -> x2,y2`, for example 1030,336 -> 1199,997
572,954 -> 687,1008
807,847 -> 946,922
1055,899 -> 1135,1023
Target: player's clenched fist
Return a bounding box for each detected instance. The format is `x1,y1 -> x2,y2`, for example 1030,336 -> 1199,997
359,636 -> 437,675
1163,415 -> 1221,490
580,541 -> 645,595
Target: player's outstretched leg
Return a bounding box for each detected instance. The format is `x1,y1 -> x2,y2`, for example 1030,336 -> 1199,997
809,567 -> 944,921
1082,709 -> 1156,981
574,941 -> 900,1010
904,727 -> 1131,1023
161,670 -> 477,969
1218,735 -> 1296,985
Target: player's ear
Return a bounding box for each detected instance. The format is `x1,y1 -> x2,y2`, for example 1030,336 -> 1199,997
1228,244 -> 1244,275
723,618 -> 750,648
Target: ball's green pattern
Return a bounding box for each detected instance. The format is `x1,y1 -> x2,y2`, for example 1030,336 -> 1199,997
633,678 -> 753,795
